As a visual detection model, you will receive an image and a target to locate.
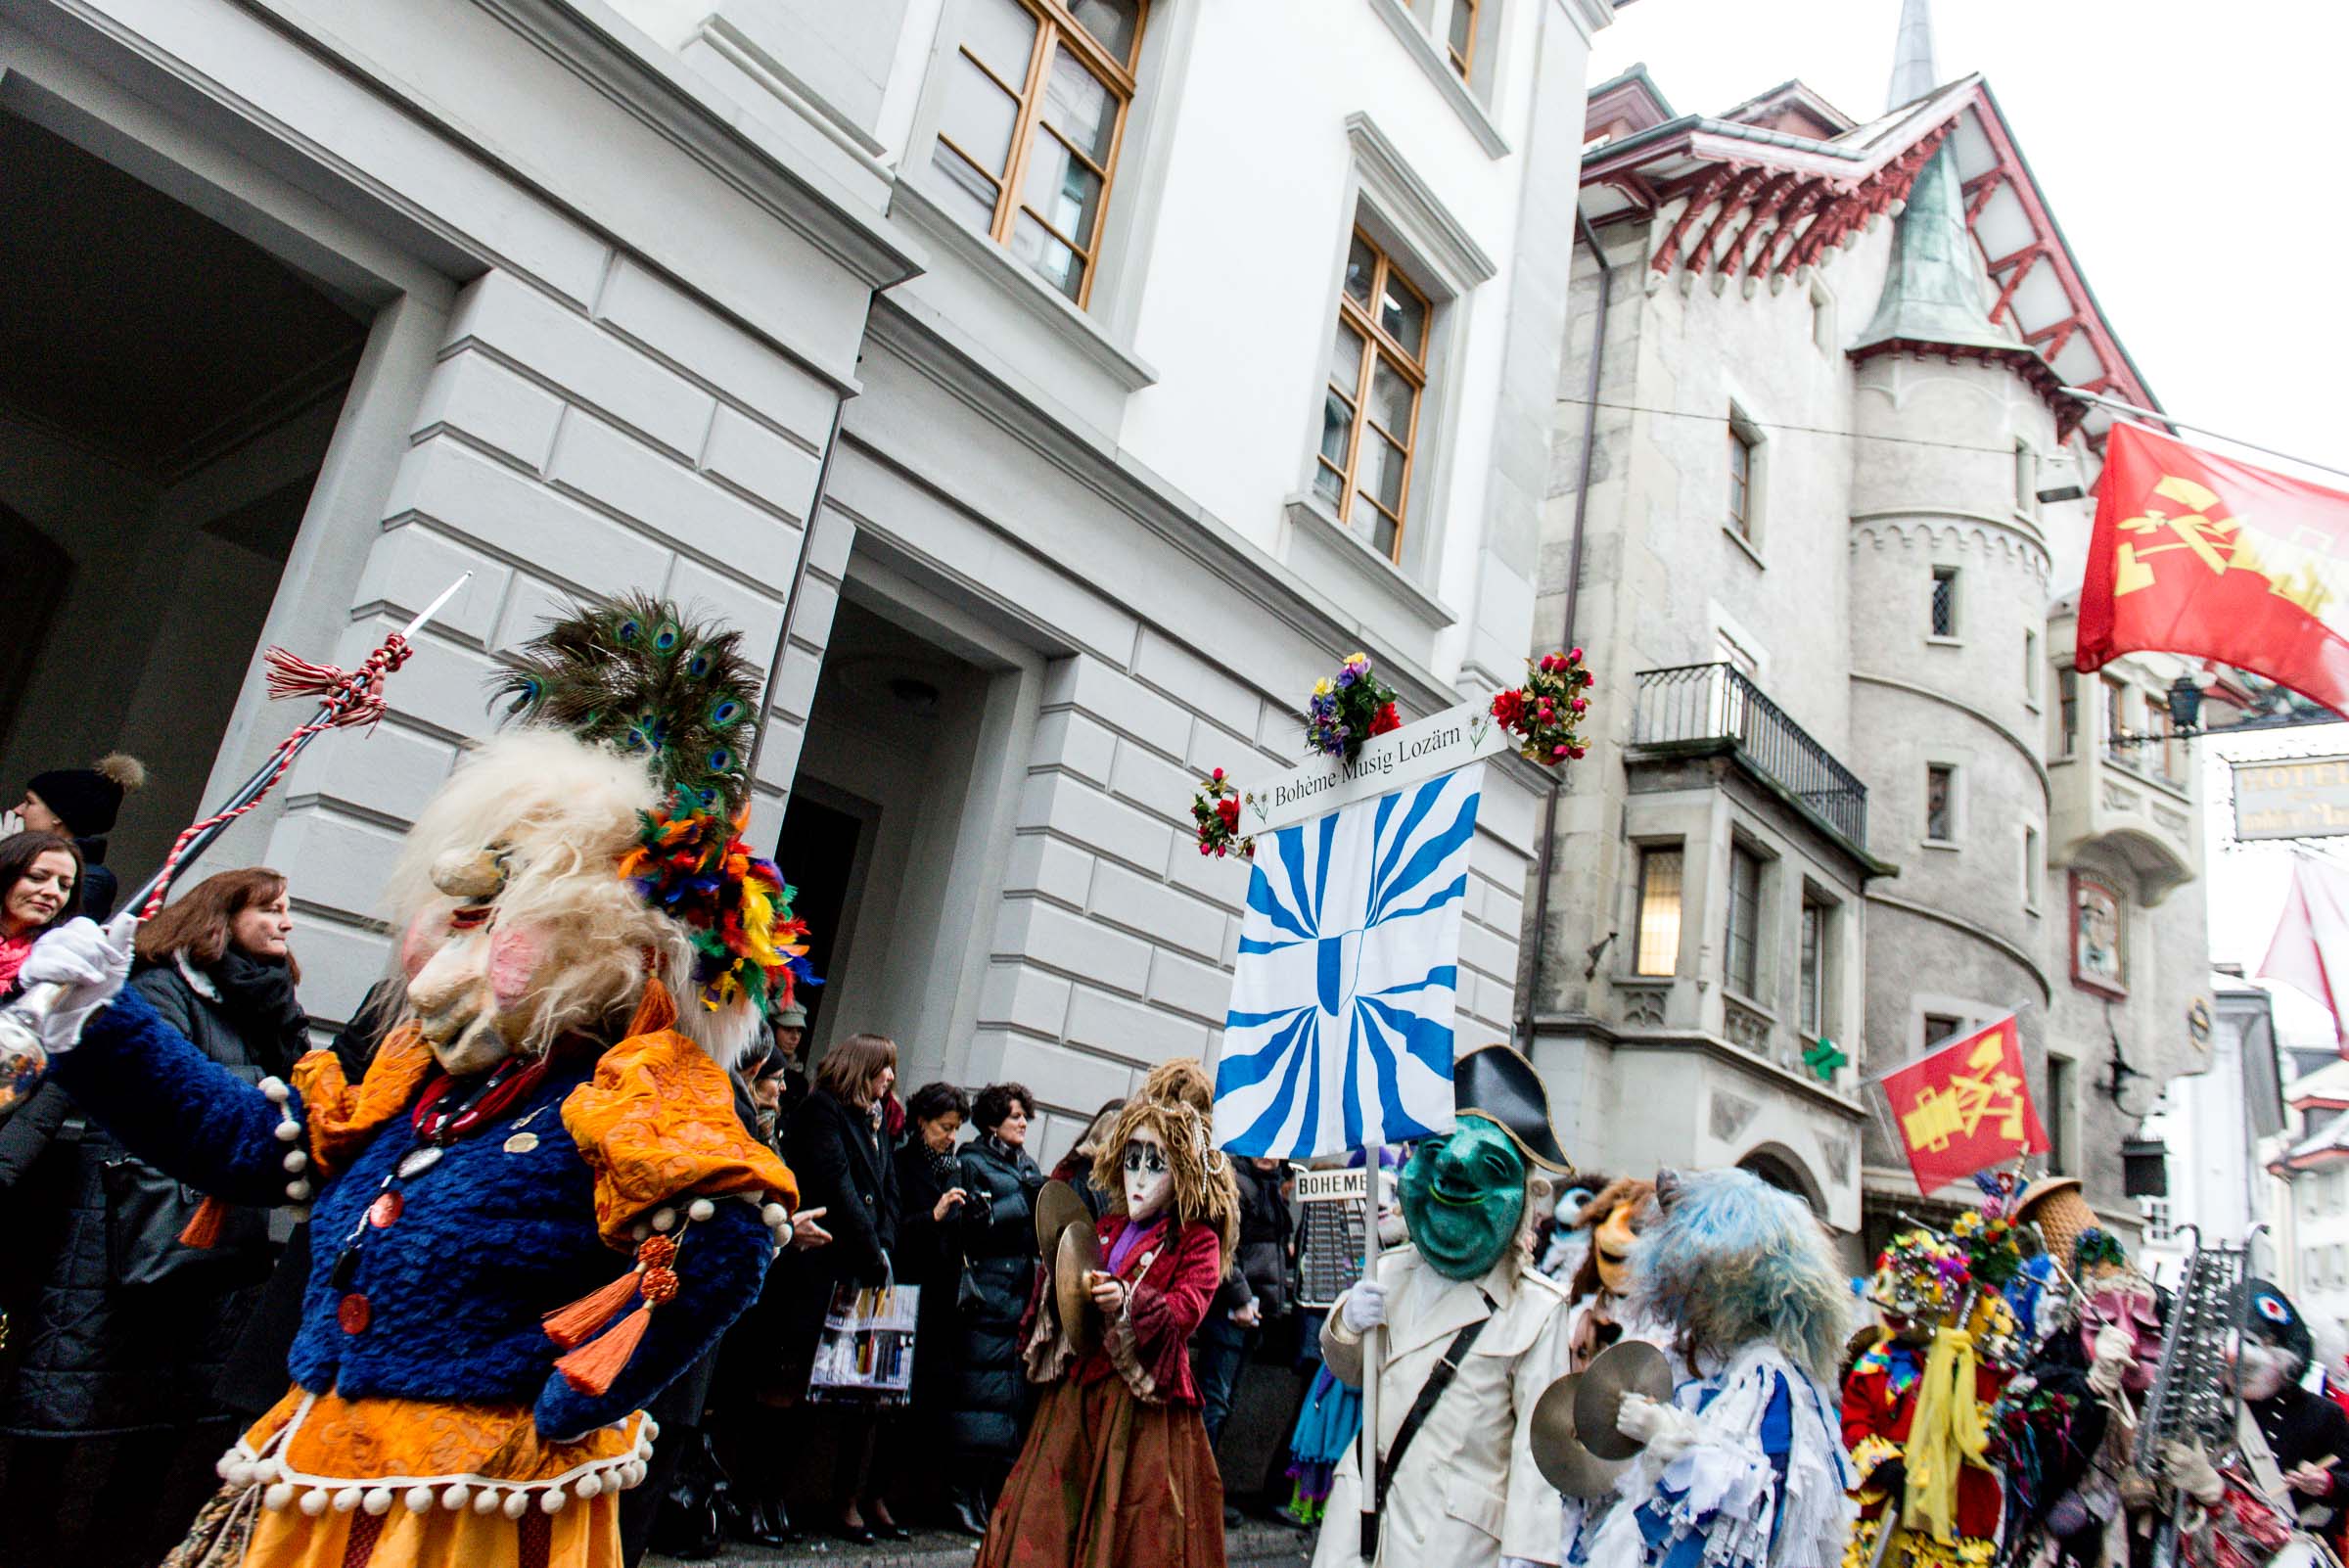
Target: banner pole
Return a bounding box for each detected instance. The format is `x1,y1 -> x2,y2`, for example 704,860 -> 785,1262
1358,1144 -> 1383,1563
2060,389 -> 2349,485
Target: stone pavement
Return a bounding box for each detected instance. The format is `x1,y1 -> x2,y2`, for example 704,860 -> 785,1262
648,1515 -> 1314,1568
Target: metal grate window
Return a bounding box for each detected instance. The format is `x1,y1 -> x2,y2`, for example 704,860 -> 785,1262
1634,847 -> 1683,977
1930,566 -> 1958,637
1726,845 -> 1763,998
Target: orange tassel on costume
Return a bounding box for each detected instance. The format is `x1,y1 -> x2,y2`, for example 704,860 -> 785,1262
553,1301 -> 654,1396
177,1194 -> 230,1249
541,1269 -> 644,1350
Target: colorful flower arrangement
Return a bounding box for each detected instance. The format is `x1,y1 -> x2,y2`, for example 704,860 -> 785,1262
1489,648 -> 1594,766
1304,651 -> 1401,762
1951,1207 -> 2025,1290
1870,1229 -> 1971,1324
1191,767 -> 1255,859
619,791 -> 819,1016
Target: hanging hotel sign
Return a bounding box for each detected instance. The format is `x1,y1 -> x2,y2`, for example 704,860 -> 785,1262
2233,755 -> 2349,841
1245,698 -> 1511,833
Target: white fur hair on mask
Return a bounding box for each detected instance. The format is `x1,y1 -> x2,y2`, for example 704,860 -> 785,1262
379,730 -> 705,1060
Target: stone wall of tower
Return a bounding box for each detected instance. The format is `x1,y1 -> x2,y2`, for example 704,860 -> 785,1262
1847,354 -> 2062,1173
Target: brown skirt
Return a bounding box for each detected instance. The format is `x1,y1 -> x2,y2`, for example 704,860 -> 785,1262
976,1376 -> 1225,1568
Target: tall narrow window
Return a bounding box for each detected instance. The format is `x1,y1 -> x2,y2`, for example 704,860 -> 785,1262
2023,825 -> 2043,908
2103,677 -> 2129,761
1925,763 -> 1956,842
2014,440 -> 2037,516
2024,630 -> 2041,704
1727,422 -> 1755,539
1930,566 -> 1959,637
929,0 -> 1143,306
1634,847 -> 1683,977
1798,897 -> 1828,1038
1726,845 -> 1763,998
2048,1056 -> 2075,1174
1314,231 -> 1430,562
2057,668 -> 2078,756
1447,0 -> 1480,78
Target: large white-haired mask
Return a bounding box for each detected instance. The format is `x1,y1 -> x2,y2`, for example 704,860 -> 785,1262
380,596 -> 812,1074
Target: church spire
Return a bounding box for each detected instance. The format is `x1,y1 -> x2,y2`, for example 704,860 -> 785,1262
1887,0 -> 1937,110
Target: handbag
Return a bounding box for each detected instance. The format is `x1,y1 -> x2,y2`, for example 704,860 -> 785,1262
161,1480 -> 259,1568
957,1252 -> 986,1313
807,1260 -> 920,1405
101,1155 -> 272,1290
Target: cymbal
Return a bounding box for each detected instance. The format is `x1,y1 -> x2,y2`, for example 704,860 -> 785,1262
1035,1178 -> 1089,1259
1573,1339 -> 1674,1461
1530,1373 -> 1629,1498
1054,1220 -> 1104,1359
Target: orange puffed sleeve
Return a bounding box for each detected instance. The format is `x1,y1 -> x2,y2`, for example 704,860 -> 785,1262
290,1023 -> 437,1181
561,980 -> 798,1249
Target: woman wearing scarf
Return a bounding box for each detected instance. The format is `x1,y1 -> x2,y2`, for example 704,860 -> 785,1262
0,829 -> 82,997
0,866 -> 306,1568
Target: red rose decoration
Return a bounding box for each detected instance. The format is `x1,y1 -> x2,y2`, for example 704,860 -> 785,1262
1217,798 -> 1240,830
1369,702 -> 1401,736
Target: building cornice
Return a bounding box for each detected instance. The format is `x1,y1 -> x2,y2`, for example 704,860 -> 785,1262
1848,509 -> 2050,573
1528,1013 -> 1870,1120
1848,670 -> 2051,803
1345,114 -> 1499,288
1864,888 -> 2052,1002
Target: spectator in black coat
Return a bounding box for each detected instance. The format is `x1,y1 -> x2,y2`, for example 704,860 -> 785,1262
777,1032 -> 901,1544
7,754 -> 144,922
882,1082 -> 970,1528
1192,1156 -> 1291,1453
1045,1095 -> 1126,1221
948,1080 -> 1043,1534
0,865 -> 304,1568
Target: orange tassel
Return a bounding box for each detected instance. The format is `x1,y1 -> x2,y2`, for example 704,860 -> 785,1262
553,1303 -> 653,1397
177,1195 -> 230,1249
542,1268 -> 644,1350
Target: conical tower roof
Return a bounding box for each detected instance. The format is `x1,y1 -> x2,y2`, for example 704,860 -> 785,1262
1850,136 -> 2016,356
1887,0 -> 1938,110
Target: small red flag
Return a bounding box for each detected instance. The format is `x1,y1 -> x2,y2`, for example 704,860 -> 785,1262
1879,1015 -> 2050,1197
2078,422 -> 2349,717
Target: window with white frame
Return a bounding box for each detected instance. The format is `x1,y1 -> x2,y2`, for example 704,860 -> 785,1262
2025,630 -> 2041,706
1384,0 -> 1503,94
1926,763 -> 1958,843
1930,565 -> 1959,638
1314,229 -> 1431,562
2140,1195 -> 2174,1242
1798,893 -> 1831,1038
1727,413 -> 1760,543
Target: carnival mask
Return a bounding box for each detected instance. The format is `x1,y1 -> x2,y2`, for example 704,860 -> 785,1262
1400,1115 -> 1526,1281
2232,1338 -> 2289,1401
2079,1281 -> 2160,1393
1593,1200 -> 1643,1297
1123,1130 -> 1173,1222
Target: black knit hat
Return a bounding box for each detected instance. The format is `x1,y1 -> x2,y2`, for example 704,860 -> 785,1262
25,754 -> 145,839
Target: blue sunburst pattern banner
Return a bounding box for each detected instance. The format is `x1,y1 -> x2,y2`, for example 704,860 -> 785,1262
1213,766 -> 1482,1158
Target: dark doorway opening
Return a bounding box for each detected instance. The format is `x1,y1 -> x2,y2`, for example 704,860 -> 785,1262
0,107 -> 368,880
773,792 -> 867,1045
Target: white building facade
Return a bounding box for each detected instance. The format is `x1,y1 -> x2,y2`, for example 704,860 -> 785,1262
1528,35 -> 2218,1259
0,0 -> 1616,1156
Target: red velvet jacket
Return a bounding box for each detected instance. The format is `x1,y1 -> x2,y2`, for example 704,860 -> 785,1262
1025,1214 -> 1222,1407
1841,1343 -> 2004,1539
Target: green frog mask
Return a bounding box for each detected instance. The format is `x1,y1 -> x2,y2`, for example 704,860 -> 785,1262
1400,1114 -> 1527,1281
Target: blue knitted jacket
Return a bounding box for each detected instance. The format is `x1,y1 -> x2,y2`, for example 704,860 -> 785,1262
51,985 -> 774,1440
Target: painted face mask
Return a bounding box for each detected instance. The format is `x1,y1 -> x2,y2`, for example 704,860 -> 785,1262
1593,1200 -> 1643,1296
1400,1115 -> 1526,1281
1123,1130 -> 1172,1222
2079,1280 -> 2160,1393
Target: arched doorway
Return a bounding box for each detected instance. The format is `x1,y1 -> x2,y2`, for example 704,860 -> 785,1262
1738,1145 -> 1828,1219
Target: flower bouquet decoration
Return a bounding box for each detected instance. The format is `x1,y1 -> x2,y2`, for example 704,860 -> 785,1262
1490,648 -> 1593,766
1304,651 -> 1401,763
1192,767 -> 1254,859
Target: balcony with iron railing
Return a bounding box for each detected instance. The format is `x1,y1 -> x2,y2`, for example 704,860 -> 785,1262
1630,663 -> 1877,863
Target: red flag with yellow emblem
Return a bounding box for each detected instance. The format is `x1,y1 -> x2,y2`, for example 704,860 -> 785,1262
1879,1015 -> 2049,1197
2078,422 -> 2349,716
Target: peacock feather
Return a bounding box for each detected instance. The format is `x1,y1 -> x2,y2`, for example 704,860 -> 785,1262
489,593 -> 762,818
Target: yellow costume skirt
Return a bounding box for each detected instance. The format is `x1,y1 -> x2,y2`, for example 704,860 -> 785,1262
1841,1513 -> 1997,1568
207,1385 -> 649,1568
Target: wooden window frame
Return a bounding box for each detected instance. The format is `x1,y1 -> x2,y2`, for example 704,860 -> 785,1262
1316,228 -> 1432,562
932,0 -> 1147,309
1727,421 -> 1754,539
1447,0 -> 1481,80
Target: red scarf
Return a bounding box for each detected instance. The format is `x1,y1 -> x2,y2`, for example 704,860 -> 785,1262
0,933 -> 33,996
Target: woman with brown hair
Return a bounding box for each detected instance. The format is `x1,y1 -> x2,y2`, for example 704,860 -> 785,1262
0,866 -> 306,1568
774,1031 -> 902,1542
0,830 -> 82,998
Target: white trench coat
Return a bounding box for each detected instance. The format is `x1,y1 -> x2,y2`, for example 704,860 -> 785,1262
1311,1244 -> 1572,1568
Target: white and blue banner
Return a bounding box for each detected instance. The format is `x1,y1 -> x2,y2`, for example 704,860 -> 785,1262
1213,765 -> 1482,1159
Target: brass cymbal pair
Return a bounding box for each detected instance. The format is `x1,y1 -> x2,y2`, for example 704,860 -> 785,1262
1530,1340 -> 1674,1498
1035,1179 -> 1105,1357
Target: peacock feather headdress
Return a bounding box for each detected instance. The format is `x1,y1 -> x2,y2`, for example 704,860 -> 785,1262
490,593 -> 760,818
489,595 -> 814,1023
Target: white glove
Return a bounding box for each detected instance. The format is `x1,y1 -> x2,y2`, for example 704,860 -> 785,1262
18,914 -> 138,1054
2088,1324 -> 2134,1398
1340,1279 -> 1387,1334
2159,1439 -> 2225,1506
1617,1392 -> 1701,1464
0,809 -> 22,838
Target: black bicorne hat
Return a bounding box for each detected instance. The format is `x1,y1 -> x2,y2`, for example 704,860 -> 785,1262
1453,1043 -> 1570,1173
2245,1277 -> 2314,1368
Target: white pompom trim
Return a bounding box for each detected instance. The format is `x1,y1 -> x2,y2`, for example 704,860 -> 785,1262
686,1198 -> 715,1222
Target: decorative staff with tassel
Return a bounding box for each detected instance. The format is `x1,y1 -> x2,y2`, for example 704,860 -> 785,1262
0,575 -> 471,1114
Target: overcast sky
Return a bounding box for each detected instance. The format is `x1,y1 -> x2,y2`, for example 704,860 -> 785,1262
1590,1 -> 2349,1047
